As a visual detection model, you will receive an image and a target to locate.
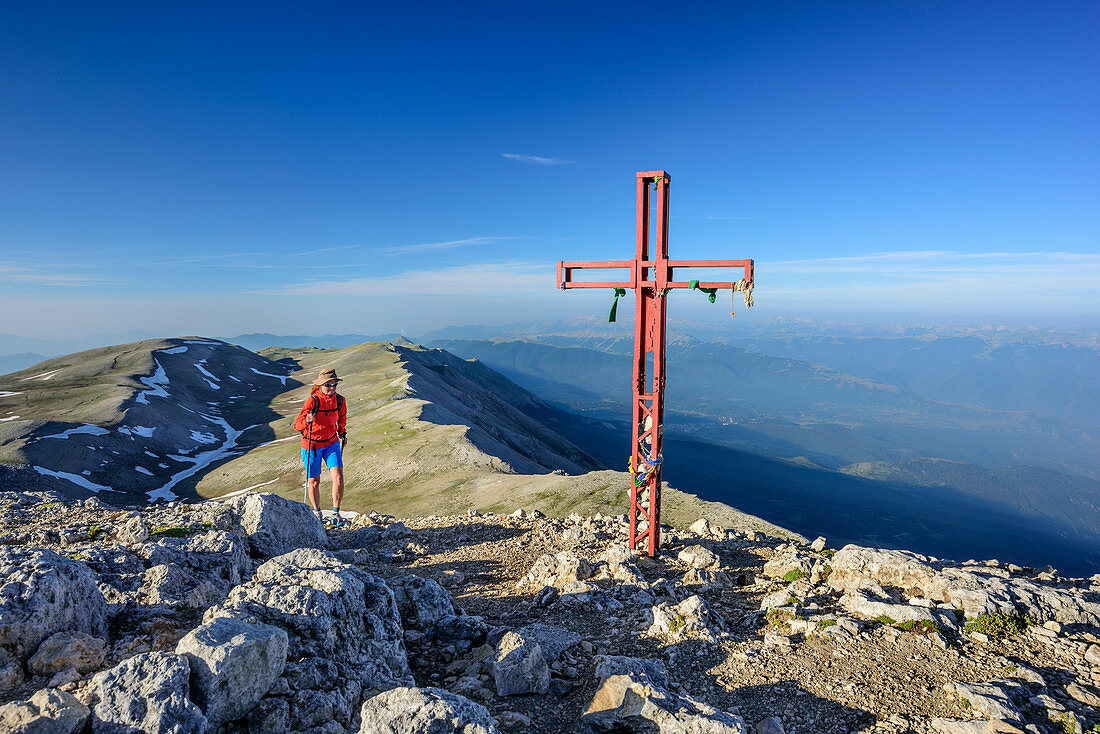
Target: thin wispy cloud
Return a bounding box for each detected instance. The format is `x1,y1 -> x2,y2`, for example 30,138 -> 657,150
502,153 -> 570,165
0,264 -> 107,287
298,244 -> 362,257
253,260 -> 550,297
375,236 -> 521,256
757,251 -> 1100,312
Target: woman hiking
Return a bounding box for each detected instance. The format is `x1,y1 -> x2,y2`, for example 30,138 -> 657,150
294,368 -> 348,527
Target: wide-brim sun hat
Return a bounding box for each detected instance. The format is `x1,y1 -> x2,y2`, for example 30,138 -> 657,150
313,368 -> 343,386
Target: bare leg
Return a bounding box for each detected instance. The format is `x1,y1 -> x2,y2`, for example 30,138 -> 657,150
308,476 -> 321,510
330,466 -> 344,510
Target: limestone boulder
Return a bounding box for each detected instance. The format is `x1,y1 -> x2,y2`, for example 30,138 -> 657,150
0,547 -> 107,661
194,492 -> 327,558
115,515 -> 149,546
0,688 -> 89,734
648,595 -> 726,642
91,651 -> 207,734
206,547 -> 408,685
389,574 -> 487,645
678,545 -> 721,570
27,630 -> 107,675
762,551 -> 815,581
136,530 -> 251,608
585,656 -> 745,733
491,630 -> 550,696
828,545 -> 949,597
359,686 -> 498,734
516,551 -> 593,590
512,623 -> 580,663
175,617 -> 288,729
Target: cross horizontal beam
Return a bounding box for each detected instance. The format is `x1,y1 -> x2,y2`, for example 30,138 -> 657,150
556,259 -> 754,290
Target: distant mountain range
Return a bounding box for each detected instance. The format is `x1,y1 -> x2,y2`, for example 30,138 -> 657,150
4,321 -> 1100,574
0,337 -> 790,538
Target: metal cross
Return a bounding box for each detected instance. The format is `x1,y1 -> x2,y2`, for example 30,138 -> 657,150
556,170 -> 755,555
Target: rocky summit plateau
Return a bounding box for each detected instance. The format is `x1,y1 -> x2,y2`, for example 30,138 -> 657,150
2,491 -> 1100,733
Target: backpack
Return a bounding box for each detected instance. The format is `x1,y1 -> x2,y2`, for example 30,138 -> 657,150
301,392 -> 344,444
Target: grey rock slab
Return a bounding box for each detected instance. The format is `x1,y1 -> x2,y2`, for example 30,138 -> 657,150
175,616 -> 288,728
27,630 -> 107,675
115,515 -> 149,546
236,492 -> 328,557
0,658 -> 23,692
92,651 -> 207,734
491,631 -> 550,696
0,688 -> 90,734
513,623 -> 581,663
359,686 -> 499,734
594,656 -> 670,688
830,544 -> 1100,625
584,655 -> 745,734
389,574 -> 458,629
930,721 -> 1023,734
1066,681 -> 1100,707
950,682 -> 1023,726
840,589 -> 956,629
0,547 -> 108,660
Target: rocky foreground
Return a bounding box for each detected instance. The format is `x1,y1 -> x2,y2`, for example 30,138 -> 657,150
2,492 -> 1100,733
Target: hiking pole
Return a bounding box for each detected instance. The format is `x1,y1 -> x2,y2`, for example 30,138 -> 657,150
303,401 -> 315,514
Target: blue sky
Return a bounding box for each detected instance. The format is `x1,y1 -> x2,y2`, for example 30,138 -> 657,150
1,1 -> 1097,337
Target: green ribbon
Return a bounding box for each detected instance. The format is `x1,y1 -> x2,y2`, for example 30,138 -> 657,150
689,280 -> 717,303
608,288 -> 626,322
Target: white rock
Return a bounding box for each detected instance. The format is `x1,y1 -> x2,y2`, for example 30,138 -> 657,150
678,545 -> 721,570
176,617 -> 288,728
116,514 -> 149,546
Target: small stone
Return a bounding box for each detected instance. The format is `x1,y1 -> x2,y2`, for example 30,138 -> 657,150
756,717 -> 785,734
496,710 -> 532,728
0,688 -> 90,734
27,631 -> 107,675
809,537 -> 827,553
48,668 -> 82,688
1066,682 -> 1100,708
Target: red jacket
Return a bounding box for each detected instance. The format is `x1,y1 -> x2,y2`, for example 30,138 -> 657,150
294,388 -> 346,450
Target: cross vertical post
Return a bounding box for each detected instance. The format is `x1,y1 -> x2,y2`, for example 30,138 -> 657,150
557,170 -> 754,555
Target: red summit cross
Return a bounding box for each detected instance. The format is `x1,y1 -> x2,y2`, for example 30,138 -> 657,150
556,170 -> 755,556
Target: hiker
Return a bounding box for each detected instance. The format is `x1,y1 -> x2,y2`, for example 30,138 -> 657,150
294,368 -> 348,526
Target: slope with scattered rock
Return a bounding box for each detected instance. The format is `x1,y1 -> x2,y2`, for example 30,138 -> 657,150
3,490 -> 1100,733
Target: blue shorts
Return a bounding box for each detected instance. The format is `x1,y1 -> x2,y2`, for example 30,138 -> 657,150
302,442 -> 342,479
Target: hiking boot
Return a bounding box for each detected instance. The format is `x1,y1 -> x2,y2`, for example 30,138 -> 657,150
329,513 -> 347,528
